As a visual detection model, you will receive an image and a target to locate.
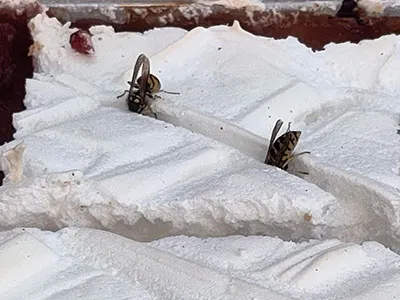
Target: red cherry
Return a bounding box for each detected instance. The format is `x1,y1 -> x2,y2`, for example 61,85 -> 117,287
69,29 -> 94,55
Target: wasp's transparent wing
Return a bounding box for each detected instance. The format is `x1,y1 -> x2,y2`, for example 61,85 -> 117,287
130,54 -> 147,96
265,119 -> 284,164
138,55 -> 150,104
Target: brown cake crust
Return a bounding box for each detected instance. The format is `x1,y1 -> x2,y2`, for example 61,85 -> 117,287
0,4 -> 41,183
49,4 -> 400,51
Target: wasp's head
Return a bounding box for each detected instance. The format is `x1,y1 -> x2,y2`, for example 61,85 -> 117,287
127,93 -> 145,113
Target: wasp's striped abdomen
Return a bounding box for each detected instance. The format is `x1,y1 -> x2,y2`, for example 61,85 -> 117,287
267,131 -> 301,169
136,74 -> 161,94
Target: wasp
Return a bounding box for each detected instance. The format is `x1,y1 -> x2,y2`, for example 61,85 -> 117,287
117,54 -> 159,115
117,54 -> 180,115
265,119 -> 310,171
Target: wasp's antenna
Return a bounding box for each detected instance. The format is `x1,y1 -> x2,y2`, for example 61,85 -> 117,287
116,90 -> 129,99
286,122 -> 292,132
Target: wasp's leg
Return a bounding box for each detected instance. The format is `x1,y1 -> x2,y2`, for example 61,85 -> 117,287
140,104 -> 158,119
297,170 -> 309,175
161,90 -> 180,95
147,97 -> 160,118
293,151 -> 311,157
117,90 -> 129,99
281,151 -> 311,169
